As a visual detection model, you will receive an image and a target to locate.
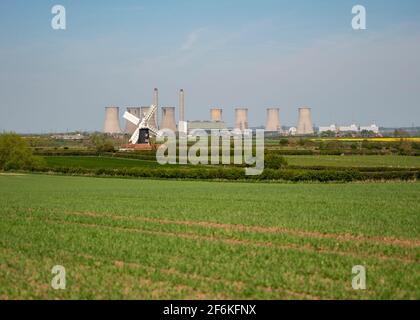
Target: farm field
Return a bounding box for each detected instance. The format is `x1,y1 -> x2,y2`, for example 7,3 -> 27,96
285,155 -> 420,168
0,174 -> 419,299
42,155 -> 420,170
43,156 -> 165,169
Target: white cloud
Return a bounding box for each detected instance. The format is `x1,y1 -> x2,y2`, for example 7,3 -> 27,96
180,28 -> 205,51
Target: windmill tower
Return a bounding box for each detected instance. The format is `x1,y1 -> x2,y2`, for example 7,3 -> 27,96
123,105 -> 159,144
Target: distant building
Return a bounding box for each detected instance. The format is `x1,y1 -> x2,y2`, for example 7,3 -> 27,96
187,120 -> 227,132
317,123 -> 380,135
339,124 -> 359,132
319,124 -> 337,133
360,124 -> 379,134
51,133 -> 85,140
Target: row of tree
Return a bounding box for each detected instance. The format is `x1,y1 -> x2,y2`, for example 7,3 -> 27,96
0,133 -> 44,170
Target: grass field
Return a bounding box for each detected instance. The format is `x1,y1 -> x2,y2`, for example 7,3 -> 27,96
285,155 -> 420,168
43,156 -> 165,169
0,174 -> 419,299
43,155 -> 420,170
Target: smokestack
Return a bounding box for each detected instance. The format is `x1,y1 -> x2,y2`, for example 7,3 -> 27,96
125,107 -> 142,134
210,108 -> 223,121
140,106 -> 157,128
178,89 -> 188,133
265,108 -> 281,132
103,106 -> 122,134
235,108 -> 248,130
297,107 -> 314,135
154,88 -> 159,129
160,107 -> 177,131
179,89 -> 185,122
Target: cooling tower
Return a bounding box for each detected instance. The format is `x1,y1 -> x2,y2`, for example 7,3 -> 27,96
103,106 -> 121,134
210,108 -> 223,121
179,89 -> 185,122
125,107 -> 142,134
154,88 -> 159,129
160,107 -> 177,131
265,108 -> 281,132
297,107 -> 314,135
235,108 -> 248,130
140,106 -> 157,128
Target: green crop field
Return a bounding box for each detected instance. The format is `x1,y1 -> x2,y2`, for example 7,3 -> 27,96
43,155 -> 420,171
43,156 -> 165,169
0,174 -> 419,299
285,155 -> 420,168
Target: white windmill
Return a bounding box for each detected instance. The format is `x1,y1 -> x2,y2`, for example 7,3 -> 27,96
123,105 -> 159,144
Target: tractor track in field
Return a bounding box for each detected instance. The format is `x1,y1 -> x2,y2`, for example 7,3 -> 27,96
0,246 -> 217,299
61,210 -> 420,249
0,245 -> 327,300
86,254 -> 325,300
26,214 -> 418,265
4,208 -> 419,264
18,207 -> 420,249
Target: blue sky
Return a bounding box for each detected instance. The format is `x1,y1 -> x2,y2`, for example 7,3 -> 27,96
0,0 -> 420,132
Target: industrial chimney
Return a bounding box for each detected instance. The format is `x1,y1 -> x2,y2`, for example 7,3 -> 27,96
179,89 -> 185,122
154,88 -> 159,129
125,107 -> 142,134
178,89 -> 187,133
265,108 -> 281,132
210,108 -> 223,121
160,107 -> 177,131
235,108 -> 248,130
297,107 -> 314,135
103,106 -> 122,134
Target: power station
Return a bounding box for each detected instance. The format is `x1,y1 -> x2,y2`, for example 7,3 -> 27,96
105,88 -> 384,140
104,92 -> 317,138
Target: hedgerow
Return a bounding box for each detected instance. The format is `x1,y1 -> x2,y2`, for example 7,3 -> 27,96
28,165 -> 418,182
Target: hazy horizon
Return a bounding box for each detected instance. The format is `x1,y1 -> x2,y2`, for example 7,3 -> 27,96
1,0 -> 420,133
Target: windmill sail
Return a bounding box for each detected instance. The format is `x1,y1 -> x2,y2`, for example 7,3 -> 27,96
125,105 -> 158,144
